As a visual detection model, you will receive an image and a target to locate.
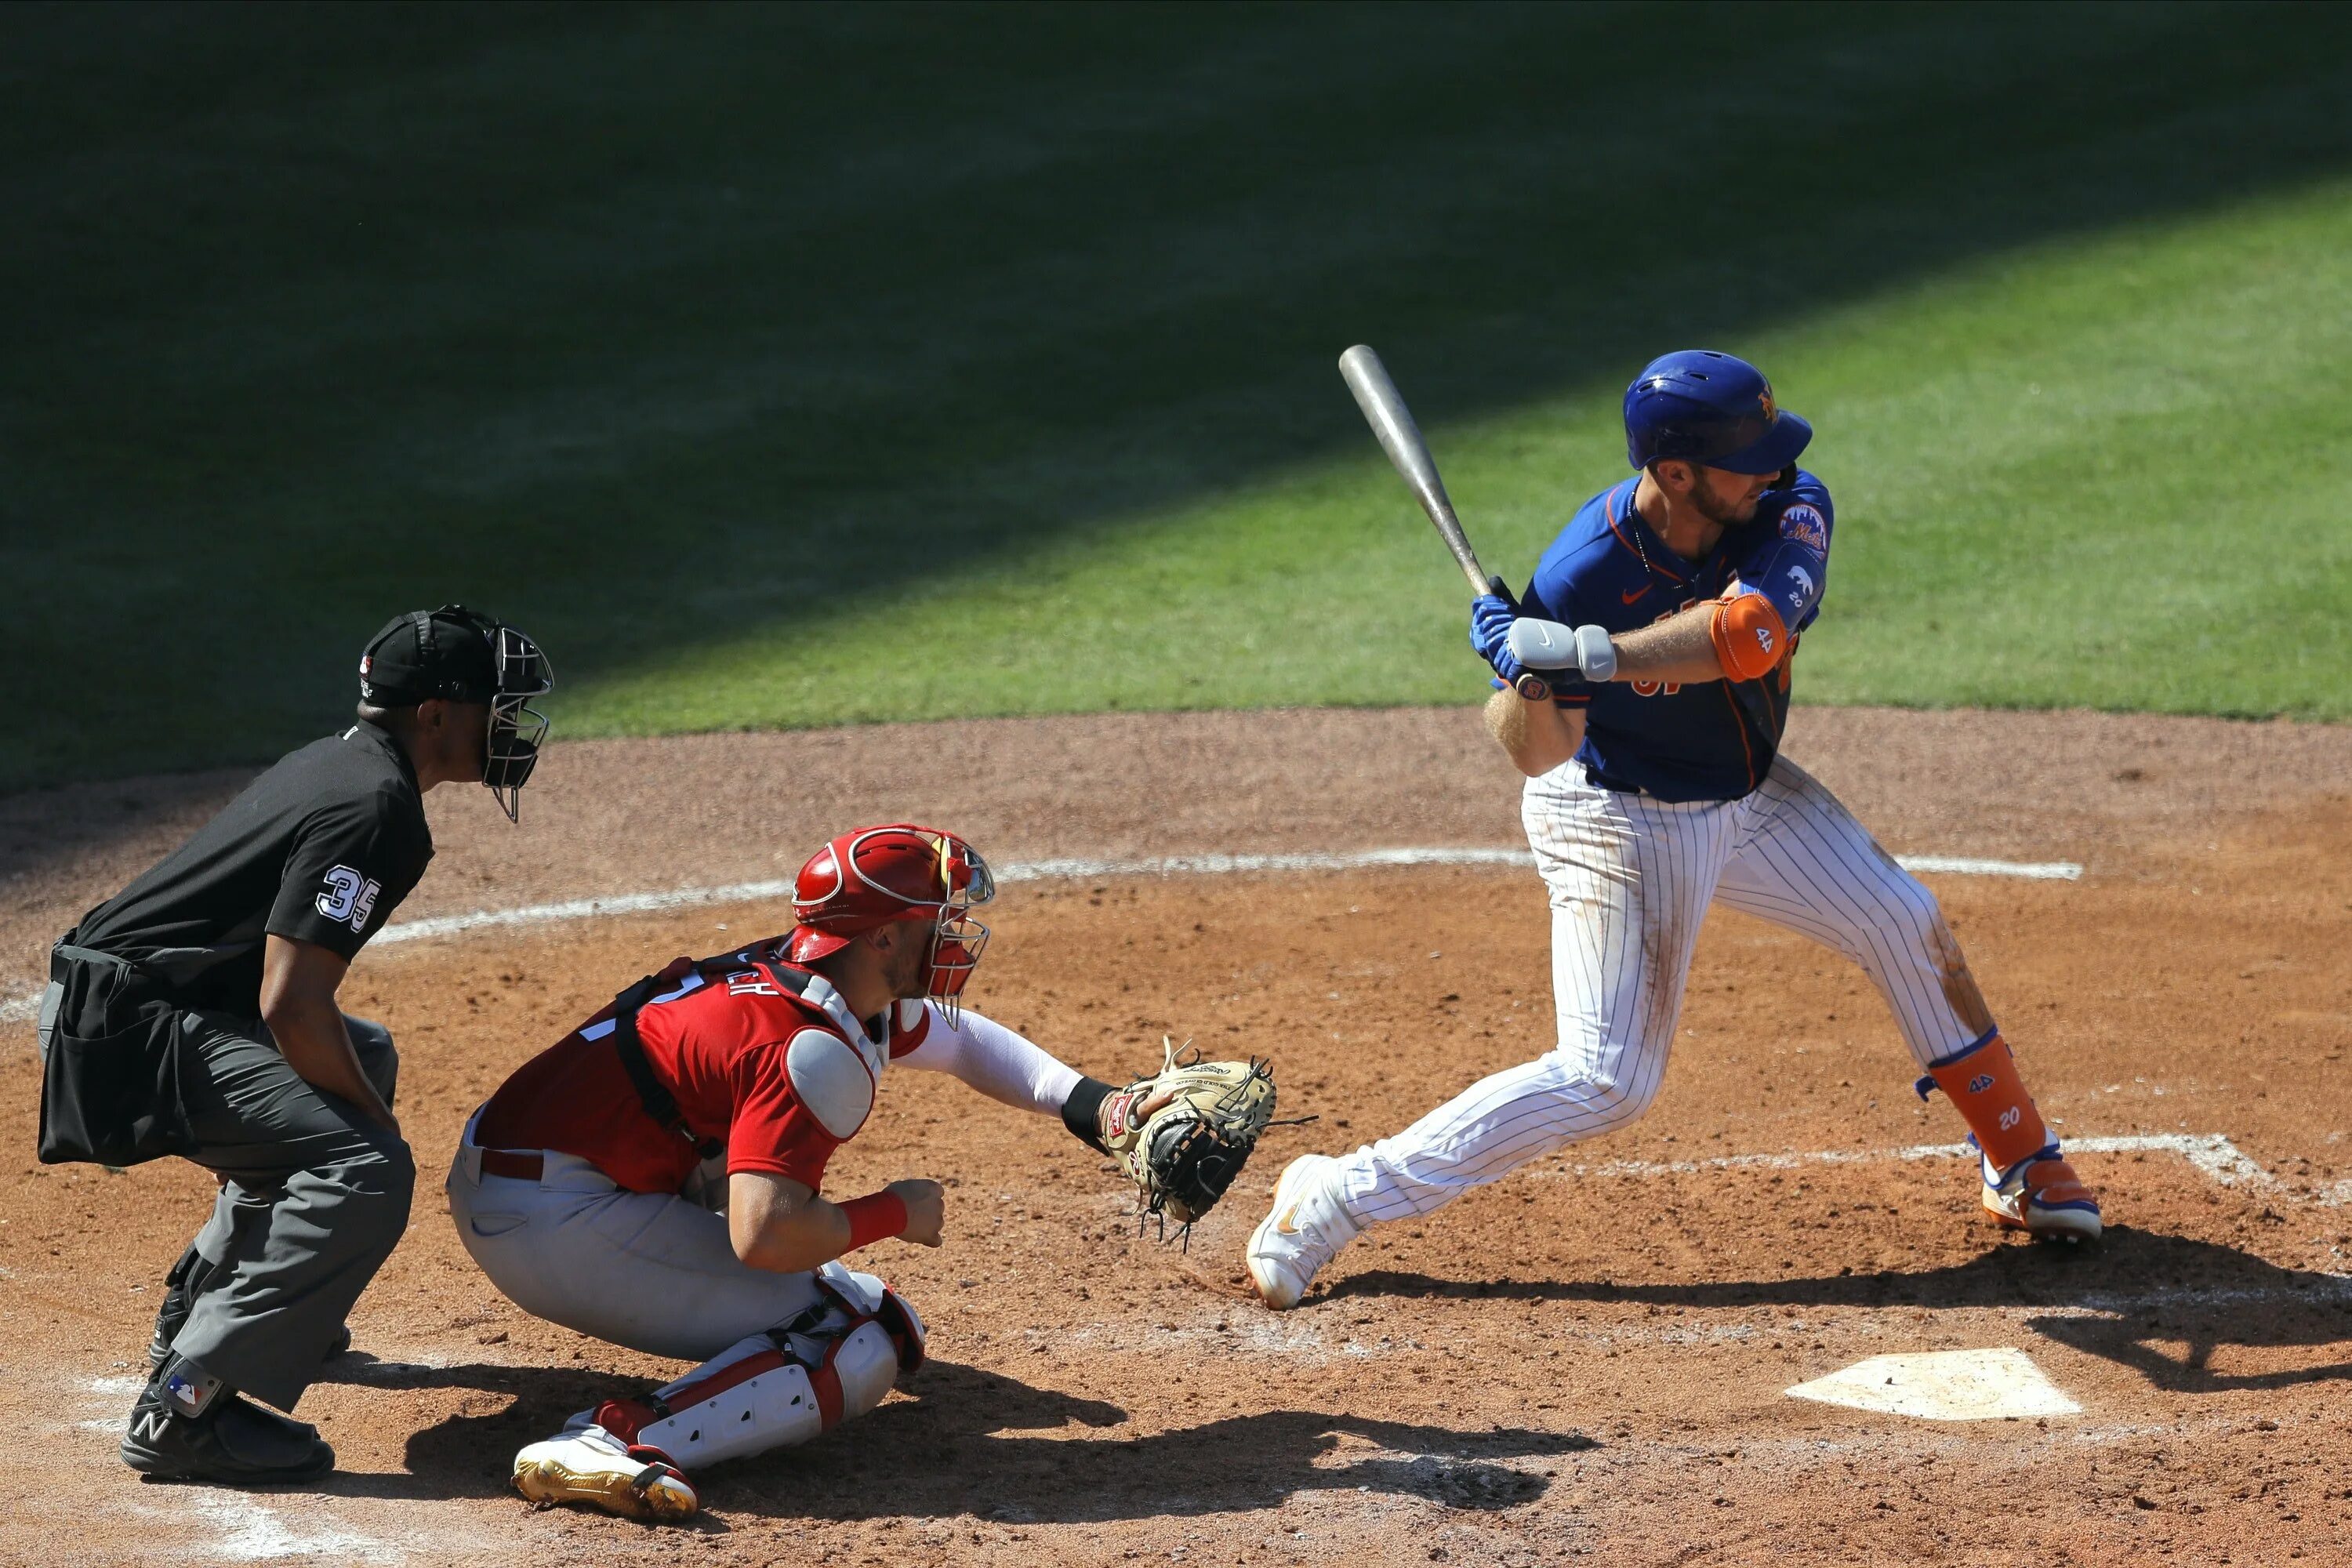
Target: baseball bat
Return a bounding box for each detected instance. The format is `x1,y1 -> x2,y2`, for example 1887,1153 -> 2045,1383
1337,345 -> 1551,700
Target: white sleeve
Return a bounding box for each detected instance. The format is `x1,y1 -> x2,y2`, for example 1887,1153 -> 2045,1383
895,1003 -> 1083,1115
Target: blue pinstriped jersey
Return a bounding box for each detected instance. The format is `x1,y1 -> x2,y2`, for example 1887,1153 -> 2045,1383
1515,471 -> 1834,803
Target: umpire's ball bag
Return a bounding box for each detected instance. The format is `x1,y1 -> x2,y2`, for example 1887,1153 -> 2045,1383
36,939 -> 198,1167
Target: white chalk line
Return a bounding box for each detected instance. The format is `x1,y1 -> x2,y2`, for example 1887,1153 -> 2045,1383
1541,1132 -> 2352,1207
0,847 -> 2083,1018
362,845 -> 2082,947
58,1373 -> 433,1564
180,1497 -> 401,1565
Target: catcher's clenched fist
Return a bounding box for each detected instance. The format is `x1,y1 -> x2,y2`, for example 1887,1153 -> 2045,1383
1097,1041 -> 1279,1226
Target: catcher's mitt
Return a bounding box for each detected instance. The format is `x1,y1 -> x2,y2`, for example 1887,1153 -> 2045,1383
1102,1039 -> 1279,1230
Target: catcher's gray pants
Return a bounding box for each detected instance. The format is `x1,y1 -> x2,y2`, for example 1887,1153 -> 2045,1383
446,1110 -> 915,1473
446,1109 -> 826,1359
158,1012 -> 411,1413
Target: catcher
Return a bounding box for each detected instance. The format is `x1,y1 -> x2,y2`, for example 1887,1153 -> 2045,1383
445,822 -> 1274,1522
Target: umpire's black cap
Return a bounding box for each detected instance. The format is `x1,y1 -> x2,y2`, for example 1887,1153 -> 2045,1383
358,606 -> 502,706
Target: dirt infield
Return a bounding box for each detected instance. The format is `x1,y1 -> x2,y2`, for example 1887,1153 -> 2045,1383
5,706 -> 2349,1566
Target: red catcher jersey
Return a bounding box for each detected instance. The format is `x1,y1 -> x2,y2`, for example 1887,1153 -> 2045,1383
473,938 -> 934,1196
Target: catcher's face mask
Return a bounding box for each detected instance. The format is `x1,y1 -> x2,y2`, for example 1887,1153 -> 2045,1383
481,621 -> 554,822
914,830 -> 992,1025
920,927 -> 988,1025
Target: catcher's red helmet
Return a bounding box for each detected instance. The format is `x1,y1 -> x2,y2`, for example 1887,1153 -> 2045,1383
786,824 -> 994,1022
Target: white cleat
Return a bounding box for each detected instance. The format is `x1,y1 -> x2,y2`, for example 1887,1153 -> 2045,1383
1980,1146 -> 2103,1244
1247,1153 -> 1363,1310
514,1432 -> 699,1523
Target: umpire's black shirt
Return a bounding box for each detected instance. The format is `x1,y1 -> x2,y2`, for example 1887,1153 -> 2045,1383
71,721 -> 434,1015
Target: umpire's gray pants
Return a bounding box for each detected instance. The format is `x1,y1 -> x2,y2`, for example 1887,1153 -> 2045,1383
161,1011 -> 412,1413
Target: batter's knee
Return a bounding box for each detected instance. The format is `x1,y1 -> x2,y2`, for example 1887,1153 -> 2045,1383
343,1014 -> 401,1105
1874,866 -> 1946,932
1589,1073 -> 1664,1132
1533,1050 -> 1664,1134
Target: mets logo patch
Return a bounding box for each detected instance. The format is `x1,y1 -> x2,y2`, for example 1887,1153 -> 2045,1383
1779,503 -> 1828,551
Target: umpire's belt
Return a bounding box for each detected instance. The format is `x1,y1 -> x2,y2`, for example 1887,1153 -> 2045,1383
49,940 -> 168,1028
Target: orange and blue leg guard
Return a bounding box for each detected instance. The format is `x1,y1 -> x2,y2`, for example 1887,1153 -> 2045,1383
1918,1031 -> 2101,1242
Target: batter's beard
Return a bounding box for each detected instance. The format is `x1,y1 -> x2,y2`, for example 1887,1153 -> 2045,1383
1690,480 -> 1759,528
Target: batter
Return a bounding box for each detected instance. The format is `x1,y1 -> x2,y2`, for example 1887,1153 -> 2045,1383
1247,350 -> 2100,1309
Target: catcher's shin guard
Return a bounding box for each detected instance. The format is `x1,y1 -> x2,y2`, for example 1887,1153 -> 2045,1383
586,1267 -> 924,1477
1918,1033 -> 2100,1243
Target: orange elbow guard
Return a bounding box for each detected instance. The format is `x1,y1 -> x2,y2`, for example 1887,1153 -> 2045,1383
1918,1033 -> 2053,1174
1709,592 -> 1788,681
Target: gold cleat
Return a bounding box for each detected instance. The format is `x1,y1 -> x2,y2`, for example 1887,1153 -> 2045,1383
514,1433 -> 699,1523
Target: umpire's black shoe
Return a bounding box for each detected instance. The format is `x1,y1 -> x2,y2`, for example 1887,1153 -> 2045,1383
121,1385 -> 334,1486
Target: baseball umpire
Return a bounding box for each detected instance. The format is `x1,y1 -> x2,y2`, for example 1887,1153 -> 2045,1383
447,823 -> 1277,1522
34,605 -> 553,1485
1247,350 -> 2100,1310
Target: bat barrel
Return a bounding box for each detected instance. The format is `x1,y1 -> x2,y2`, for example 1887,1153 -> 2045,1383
1338,344 -> 1486,590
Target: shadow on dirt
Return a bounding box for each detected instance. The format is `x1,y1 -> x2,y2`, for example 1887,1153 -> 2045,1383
360,1357 -> 1592,1519
1328,1227 -> 2352,1394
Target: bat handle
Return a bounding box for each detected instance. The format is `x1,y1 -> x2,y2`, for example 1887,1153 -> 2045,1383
1482,575 -> 1552,701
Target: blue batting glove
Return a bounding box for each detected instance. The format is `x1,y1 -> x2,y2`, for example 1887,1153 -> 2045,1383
1468,594 -> 1528,687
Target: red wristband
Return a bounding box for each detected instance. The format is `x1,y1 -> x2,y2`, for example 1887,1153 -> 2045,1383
839,1191 -> 909,1252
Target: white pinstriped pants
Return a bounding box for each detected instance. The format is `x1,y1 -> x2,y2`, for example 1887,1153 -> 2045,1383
1335,754 -> 1992,1225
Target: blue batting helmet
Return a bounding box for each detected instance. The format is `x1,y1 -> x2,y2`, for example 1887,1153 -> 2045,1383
1624,350 -> 1811,474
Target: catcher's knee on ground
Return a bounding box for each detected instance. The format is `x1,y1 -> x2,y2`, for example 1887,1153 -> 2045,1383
514,1264 -> 925,1519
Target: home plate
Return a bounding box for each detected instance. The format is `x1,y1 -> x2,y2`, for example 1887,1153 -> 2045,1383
1787,1348 -> 2081,1421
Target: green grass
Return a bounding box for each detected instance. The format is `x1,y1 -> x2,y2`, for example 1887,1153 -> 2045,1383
3,2 -> 2349,789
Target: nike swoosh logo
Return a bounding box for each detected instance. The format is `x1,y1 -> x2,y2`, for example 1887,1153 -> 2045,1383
1621,585 -> 1652,604
1272,1202 -> 1305,1236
